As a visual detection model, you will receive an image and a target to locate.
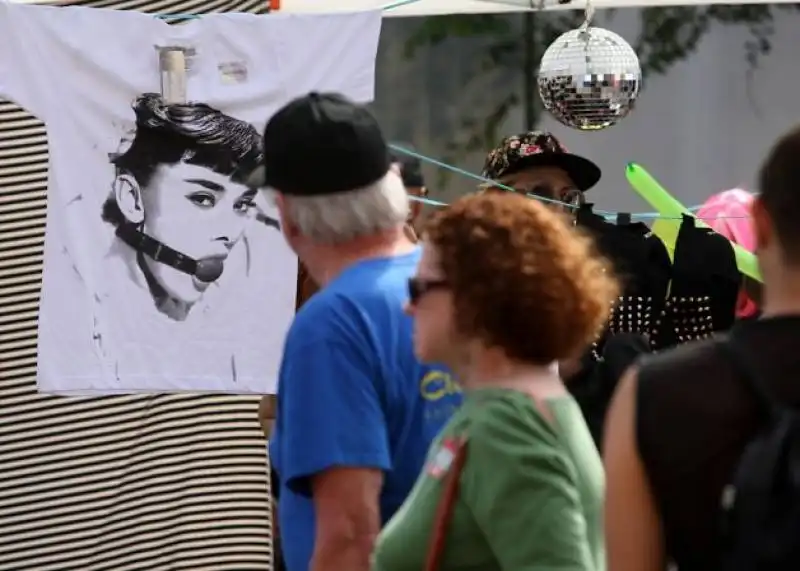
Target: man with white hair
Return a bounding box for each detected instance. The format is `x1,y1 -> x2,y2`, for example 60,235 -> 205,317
249,92 -> 462,571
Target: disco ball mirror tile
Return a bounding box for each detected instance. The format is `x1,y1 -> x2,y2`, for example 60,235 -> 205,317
538,27 -> 642,131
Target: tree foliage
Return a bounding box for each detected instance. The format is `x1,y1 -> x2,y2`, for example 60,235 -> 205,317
404,4 -> 800,182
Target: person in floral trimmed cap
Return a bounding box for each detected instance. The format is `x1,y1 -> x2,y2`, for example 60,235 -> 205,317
483,131 -> 603,383
481,130 -> 601,212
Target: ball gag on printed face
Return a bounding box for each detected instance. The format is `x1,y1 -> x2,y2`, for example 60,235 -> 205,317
537,26 -> 641,131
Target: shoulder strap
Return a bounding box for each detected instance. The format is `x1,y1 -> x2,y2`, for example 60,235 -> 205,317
424,437 -> 468,571
715,338 -> 778,420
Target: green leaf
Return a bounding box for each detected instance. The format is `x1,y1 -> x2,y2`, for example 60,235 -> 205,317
403,15 -> 512,59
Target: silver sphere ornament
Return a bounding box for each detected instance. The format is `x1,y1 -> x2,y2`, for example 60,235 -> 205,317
537,26 -> 641,131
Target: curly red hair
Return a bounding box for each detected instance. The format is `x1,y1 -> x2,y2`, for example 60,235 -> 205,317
425,192 -> 619,365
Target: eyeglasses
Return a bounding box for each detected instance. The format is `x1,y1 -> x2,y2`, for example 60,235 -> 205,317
490,182 -> 582,201
407,277 -> 449,305
521,185 -> 584,208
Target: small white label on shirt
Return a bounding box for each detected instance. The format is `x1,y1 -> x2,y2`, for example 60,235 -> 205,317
218,61 -> 248,85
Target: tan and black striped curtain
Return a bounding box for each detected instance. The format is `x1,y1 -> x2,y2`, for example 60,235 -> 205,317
0,1 -> 275,569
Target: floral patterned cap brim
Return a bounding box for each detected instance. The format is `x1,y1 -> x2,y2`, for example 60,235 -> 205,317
481,130 -> 601,191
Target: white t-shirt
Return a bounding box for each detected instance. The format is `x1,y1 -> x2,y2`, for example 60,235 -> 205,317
0,3 -> 383,395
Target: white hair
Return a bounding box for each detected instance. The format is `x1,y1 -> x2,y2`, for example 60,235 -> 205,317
280,170 -> 410,244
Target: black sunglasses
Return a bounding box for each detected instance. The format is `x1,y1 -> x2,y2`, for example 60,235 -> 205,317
408,277 -> 449,305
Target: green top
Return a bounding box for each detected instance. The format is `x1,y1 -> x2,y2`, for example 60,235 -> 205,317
372,387 -> 605,571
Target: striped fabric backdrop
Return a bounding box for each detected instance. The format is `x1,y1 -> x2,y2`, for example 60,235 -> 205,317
0,1 -> 276,569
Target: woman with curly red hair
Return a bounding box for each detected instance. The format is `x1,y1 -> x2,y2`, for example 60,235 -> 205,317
371,192 -> 619,571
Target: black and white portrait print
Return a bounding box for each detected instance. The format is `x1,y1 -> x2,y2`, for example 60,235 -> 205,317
46,92 -> 299,394
103,93 -> 277,321
16,5 -> 379,396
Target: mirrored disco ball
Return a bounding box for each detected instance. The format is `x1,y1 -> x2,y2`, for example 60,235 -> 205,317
538,27 -> 641,131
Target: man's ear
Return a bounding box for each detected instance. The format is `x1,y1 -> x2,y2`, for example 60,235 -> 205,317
751,196 -> 771,254
113,174 -> 145,224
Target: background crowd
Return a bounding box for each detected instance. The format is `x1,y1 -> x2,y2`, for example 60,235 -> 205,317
261,91 -> 800,571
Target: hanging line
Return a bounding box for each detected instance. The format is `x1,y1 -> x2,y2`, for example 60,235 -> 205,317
389,144 -> 572,210
148,8 -> 750,222
381,0 -> 424,10
390,145 -> 753,221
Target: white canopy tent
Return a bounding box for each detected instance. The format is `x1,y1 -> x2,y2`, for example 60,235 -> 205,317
280,0 -> 800,17
11,0 -> 797,15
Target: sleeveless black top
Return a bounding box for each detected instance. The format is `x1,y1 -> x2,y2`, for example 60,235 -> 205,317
636,316 -> 800,571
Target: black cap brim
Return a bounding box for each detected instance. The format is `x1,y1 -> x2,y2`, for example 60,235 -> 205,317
505,153 -> 601,192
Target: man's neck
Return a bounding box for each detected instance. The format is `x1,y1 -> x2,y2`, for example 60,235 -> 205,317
305,227 -> 416,286
760,268 -> 800,318
761,295 -> 800,319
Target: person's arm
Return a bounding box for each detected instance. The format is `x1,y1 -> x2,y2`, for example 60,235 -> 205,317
460,400 -> 595,570
279,340 -> 389,571
603,368 -> 665,571
296,264 -> 320,309
258,395 -> 277,438
311,467 -> 383,571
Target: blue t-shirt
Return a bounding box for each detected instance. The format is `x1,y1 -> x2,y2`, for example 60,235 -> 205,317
269,248 -> 462,571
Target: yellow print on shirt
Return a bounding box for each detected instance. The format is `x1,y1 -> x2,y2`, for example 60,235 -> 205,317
419,370 -> 461,402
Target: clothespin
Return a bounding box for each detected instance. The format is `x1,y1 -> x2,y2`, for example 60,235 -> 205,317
576,202 -> 608,230
156,46 -> 190,104
616,212 -> 632,226
576,202 -> 595,223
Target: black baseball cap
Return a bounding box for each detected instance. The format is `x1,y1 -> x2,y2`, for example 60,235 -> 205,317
246,92 -> 390,196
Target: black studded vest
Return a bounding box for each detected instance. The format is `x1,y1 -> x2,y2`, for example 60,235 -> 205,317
577,206 -> 740,356
570,207 -> 741,447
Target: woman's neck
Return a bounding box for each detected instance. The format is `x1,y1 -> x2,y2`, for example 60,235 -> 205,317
455,346 -> 560,392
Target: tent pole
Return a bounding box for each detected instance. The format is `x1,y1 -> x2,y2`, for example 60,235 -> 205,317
522,11 -> 538,129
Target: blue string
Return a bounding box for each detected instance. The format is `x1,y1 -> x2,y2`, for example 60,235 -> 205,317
389,144 -> 571,210
149,7 -> 749,222
381,0 -> 423,10
390,145 -> 753,222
